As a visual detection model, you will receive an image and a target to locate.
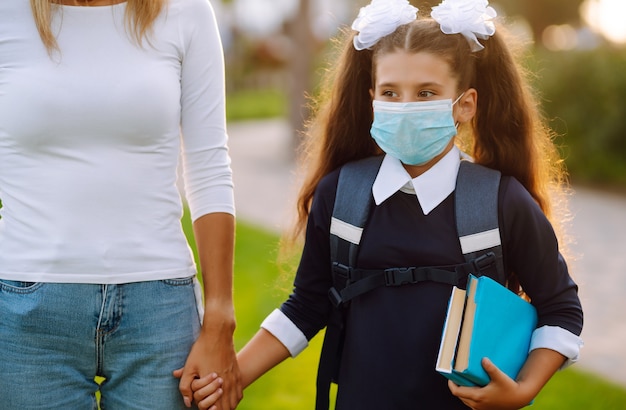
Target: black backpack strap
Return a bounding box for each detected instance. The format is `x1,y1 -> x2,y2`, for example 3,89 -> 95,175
316,155 -> 383,410
329,156 -> 384,273
330,257 -> 496,306
327,160 -> 505,309
455,160 -> 505,284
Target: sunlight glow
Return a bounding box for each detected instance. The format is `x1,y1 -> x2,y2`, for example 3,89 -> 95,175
543,24 -> 578,51
581,0 -> 626,44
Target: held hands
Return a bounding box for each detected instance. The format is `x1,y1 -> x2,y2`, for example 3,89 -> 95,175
171,371 -> 226,410
448,358 -> 534,410
173,313 -> 243,410
174,326 -> 294,409
191,373 -> 227,410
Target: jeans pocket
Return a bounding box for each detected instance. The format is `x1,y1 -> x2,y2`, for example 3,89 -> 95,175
0,279 -> 42,294
160,276 -> 194,287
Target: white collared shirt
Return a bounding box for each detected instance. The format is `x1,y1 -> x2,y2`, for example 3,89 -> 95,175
372,146 -> 462,215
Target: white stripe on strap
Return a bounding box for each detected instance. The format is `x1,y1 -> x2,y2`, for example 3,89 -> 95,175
330,217 -> 363,245
459,228 -> 501,254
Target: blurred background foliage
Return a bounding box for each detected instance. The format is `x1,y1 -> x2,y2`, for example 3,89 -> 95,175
218,0 -> 626,191
533,48 -> 626,188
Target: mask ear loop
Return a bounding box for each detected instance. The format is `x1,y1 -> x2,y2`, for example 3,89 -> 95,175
453,91 -> 466,129
452,92 -> 465,106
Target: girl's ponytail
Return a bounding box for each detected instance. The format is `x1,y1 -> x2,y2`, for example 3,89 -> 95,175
471,27 -> 564,218
295,30 -> 380,237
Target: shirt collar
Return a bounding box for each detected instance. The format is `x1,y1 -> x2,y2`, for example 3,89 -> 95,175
372,146 -> 461,215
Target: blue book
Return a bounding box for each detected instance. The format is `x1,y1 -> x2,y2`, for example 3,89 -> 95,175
436,274 -> 538,387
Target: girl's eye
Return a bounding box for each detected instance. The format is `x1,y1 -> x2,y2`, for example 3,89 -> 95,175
381,90 -> 398,98
418,90 -> 435,98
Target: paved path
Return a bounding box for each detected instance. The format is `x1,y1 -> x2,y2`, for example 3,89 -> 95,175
227,118 -> 626,387
567,186 -> 626,386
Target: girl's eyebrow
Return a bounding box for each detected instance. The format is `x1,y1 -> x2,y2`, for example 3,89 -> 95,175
376,81 -> 444,89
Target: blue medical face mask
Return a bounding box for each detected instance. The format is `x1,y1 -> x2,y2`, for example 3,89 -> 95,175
370,95 -> 463,166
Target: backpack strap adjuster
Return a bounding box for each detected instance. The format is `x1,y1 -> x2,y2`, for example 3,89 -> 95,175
384,267 -> 416,286
471,252 -> 496,274
328,287 -> 344,308
329,263 -> 352,308
332,262 -> 350,279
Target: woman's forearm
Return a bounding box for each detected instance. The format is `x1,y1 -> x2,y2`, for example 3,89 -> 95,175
192,212 -> 236,323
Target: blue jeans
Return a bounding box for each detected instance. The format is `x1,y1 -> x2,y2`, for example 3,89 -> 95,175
0,278 -> 202,409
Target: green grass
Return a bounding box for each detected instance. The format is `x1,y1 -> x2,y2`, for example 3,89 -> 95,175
533,367 -> 626,409
182,213 -> 626,409
225,88 -> 287,122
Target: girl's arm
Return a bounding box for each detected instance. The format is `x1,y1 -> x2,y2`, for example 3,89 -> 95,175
449,348 -> 565,410
189,329 -> 291,410
186,172 -> 339,409
236,328 -> 292,388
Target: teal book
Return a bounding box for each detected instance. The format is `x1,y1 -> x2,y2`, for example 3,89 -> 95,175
436,274 -> 538,387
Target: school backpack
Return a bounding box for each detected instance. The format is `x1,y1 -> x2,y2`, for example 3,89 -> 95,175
315,155 -> 506,409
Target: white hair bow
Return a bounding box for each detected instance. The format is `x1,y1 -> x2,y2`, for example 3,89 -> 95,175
431,0 -> 497,51
351,0 -> 418,51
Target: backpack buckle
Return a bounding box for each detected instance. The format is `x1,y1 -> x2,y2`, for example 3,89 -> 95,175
384,267 -> 416,286
332,262 -> 350,279
328,287 -> 344,308
472,252 -> 496,273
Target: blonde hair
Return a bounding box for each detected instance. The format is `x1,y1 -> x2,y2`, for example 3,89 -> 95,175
31,0 -> 166,53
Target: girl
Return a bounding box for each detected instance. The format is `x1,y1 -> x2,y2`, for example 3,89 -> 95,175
0,0 -> 241,408
188,0 -> 583,408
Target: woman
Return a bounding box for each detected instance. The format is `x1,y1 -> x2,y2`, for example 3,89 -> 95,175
0,0 -> 241,408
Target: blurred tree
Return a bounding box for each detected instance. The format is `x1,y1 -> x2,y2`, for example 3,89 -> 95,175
411,0 -> 585,45
285,0 -> 315,149
412,0 -> 444,10
492,0 -> 585,43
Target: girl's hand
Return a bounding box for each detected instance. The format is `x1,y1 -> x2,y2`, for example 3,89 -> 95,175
191,374 -> 225,410
173,370 -> 224,410
448,358 -> 534,410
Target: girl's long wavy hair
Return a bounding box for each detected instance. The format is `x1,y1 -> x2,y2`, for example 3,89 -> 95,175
31,0 -> 166,53
292,18 -> 569,257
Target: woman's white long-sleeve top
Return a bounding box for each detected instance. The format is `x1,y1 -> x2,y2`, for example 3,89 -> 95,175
0,0 -> 234,283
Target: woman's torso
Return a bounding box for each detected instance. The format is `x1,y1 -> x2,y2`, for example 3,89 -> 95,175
0,0 -> 230,283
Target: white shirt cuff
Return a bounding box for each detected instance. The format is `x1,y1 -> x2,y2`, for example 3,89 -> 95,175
260,309 -> 309,357
529,325 -> 584,369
